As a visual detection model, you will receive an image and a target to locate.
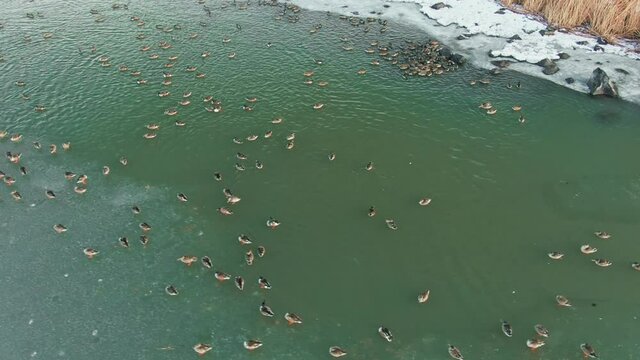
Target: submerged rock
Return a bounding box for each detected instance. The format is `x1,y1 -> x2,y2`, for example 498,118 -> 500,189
565,77 -> 575,84
558,52 -> 570,59
537,58 -> 559,75
431,2 -> 448,10
587,68 -> 618,97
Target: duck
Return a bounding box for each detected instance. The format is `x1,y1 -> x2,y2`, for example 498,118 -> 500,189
386,219 -> 398,230
10,191 -> 22,201
303,70 -> 314,77
34,105 -> 46,112
214,271 -> 231,281
487,108 -> 497,115
175,120 -> 186,127
286,133 -> 295,141
183,91 -> 192,99
242,105 -> 253,111
448,345 -> 464,359
64,171 -> 77,180
594,231 -> 611,240
368,206 -> 376,217
501,320 -> 513,337
201,256 -> 212,269
632,262 -> 640,271
284,313 -> 303,325
235,163 -> 245,171
77,175 -> 89,185
418,289 -> 430,303
592,258 -> 612,267
378,326 -> 393,342
260,301 -> 274,317
313,103 -> 324,110
54,224 -> 67,233
83,248 -> 99,259
177,193 -> 188,202
304,79 -> 313,85
10,134 -> 23,143
258,276 -> 271,289
329,346 -> 347,358
136,79 -> 148,85
243,340 -> 262,351
49,144 -> 58,154
580,245 -> 597,254
328,152 -> 336,161
139,235 -> 149,246
213,172 -> 222,181
120,157 -> 128,166
357,69 -> 367,75
264,131 -> 273,138
177,256 -> 197,266
419,198 -> 432,206
266,218 -> 280,229
143,133 -> 157,139
272,117 -> 283,124
139,222 -> 151,232
555,295 -> 572,307
580,343 -> 598,358
469,80 -> 477,85
257,246 -> 265,258
255,161 -> 263,169
149,53 -> 160,60
46,190 -> 56,199
286,140 -> 295,150
218,207 -> 233,215
365,162 -> 374,171
534,324 -> 549,338
195,73 -> 206,79
235,276 -> 245,290
245,97 -> 257,103
233,138 -> 244,145
131,205 -> 141,214
0,130 -> 7,139
186,66 -> 197,72
547,252 -> 564,260
228,52 -> 236,59
227,194 -> 241,204
479,79 -> 491,85
15,80 -> 26,87
4,176 -> 15,186
165,285 -> 179,296
222,37 -> 231,43
102,166 -> 110,176
246,250 -> 254,265
512,105 -> 522,111
62,142 -> 71,151
192,344 -> 212,356
526,339 -> 545,351
201,51 -> 211,58
237,152 -> 248,160
158,91 -> 170,98
371,59 -> 380,66
164,108 -> 178,116
32,141 -> 41,149
74,186 -> 87,195
479,102 -> 492,110
145,124 -> 159,131
318,81 -> 329,87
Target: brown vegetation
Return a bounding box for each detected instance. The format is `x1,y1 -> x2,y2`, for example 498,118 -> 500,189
501,0 -> 640,42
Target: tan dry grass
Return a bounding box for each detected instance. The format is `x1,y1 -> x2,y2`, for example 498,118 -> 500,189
501,0 -> 640,42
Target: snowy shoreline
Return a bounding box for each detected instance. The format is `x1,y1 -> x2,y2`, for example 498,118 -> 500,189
290,0 -> 640,104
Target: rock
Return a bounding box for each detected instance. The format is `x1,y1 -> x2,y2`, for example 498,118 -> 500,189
593,45 -> 604,52
352,11 -> 359,15
456,34 -> 468,40
536,58 -> 555,67
450,53 -> 466,65
576,40 -> 588,45
383,4 -> 390,8
510,34 -> 522,41
439,46 -> 453,58
488,50 -> 498,58
596,37 -> 608,45
565,77 -> 575,84
431,2 -> 448,10
495,9 -> 505,14
491,60 -> 512,68
542,63 -> 559,75
587,67 -> 618,97
558,52 -> 570,59
614,68 -> 629,75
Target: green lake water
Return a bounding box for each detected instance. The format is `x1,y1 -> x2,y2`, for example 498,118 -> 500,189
1,1 -> 640,359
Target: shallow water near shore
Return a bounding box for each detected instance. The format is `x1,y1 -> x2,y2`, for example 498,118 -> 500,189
1,1 -> 640,359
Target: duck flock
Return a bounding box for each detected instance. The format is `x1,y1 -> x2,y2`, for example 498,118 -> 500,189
2,0 -> 638,359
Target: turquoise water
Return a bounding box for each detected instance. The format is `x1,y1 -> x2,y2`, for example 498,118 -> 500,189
1,1 -> 640,359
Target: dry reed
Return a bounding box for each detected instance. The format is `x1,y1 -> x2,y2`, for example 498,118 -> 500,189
501,0 -> 640,42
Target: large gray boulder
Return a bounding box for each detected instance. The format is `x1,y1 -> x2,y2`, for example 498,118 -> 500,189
587,68 -> 619,97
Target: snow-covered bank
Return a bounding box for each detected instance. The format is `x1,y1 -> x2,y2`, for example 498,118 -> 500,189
290,0 -> 640,103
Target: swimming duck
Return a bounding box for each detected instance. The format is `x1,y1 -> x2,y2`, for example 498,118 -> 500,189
272,117 -> 283,124
158,91 -> 170,97
526,339 -> 545,351
469,80 -> 477,85
49,144 -> 57,154
64,171 -> 77,180
266,218 -> 280,229
140,45 -> 151,52
178,255 -> 198,266
386,219 -> 398,230
193,343 -> 212,356
0,170 -> 5,180
365,162 -> 374,171
534,324 -> 549,337
255,161 -> 263,169
118,237 -> 129,248
313,103 -> 324,110
237,152 -> 248,160
516,81 -> 521,88
327,152 -> 336,161
186,66 -> 197,72
242,105 -> 253,111
512,105 -> 522,111
196,73 -> 206,79
548,252 -> 564,260
130,70 -> 141,77
257,246 -> 265,257
10,191 -> 22,201
286,133 -> 295,141
258,276 -> 271,289
555,295 -> 572,307
120,157 -> 128,166
32,141 -> 41,150
378,326 -> 393,342
501,320 -> 513,337
244,340 -> 262,351
371,59 -> 380,66
4,176 -> 15,186
143,133 -> 157,139
131,205 -> 141,214
215,271 -> 231,281
286,140 -> 294,150
264,131 -> 273,138
83,248 -> 99,259
418,289 -> 431,303
357,69 -> 367,75
8,152 -> 21,164
304,79 -> 313,85
487,108 -> 497,115
213,172 -> 222,181
183,91 -> 192,99
368,206 -> 376,217
285,313 -> 302,325
223,188 -> 233,198
246,250 -> 254,265
218,207 -> 233,215
46,190 -> 56,199
21,93 -> 32,100
201,256 -> 212,269
342,46 -> 353,51
139,235 -> 149,246
164,108 -> 178,116
102,166 -> 110,176
419,198 -> 432,206
448,346 -> 464,360
149,53 -> 159,60
260,301 -> 274,317
201,51 -> 211,58
479,79 -> 491,85
145,124 -> 159,131
0,130 -> 6,139
235,276 -> 244,290
77,175 -> 88,185
74,186 -> 87,195
329,346 -> 347,358
232,137 -> 244,145
592,258 -> 612,267
136,79 -> 147,85
632,262 -> 640,271
580,343 -> 598,358
62,142 -> 71,151
175,121 -> 186,127
227,195 -> 241,204
165,285 -> 178,296
118,65 -> 128,72
303,70 -> 314,77
10,134 -> 23,143
479,102 -> 492,110
245,97 -> 257,103
34,105 -> 46,112
594,231 -> 611,240
139,222 -> 151,232
318,81 -> 329,87
176,193 -> 188,202
222,37 -> 231,44
235,163 -> 245,171
228,52 -> 236,59
580,245 -> 597,254
15,80 -> 26,87
179,99 -> 191,106
54,224 -> 67,233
